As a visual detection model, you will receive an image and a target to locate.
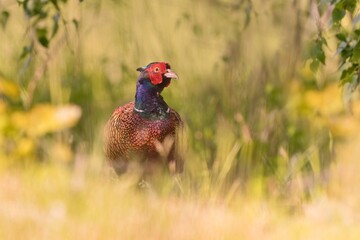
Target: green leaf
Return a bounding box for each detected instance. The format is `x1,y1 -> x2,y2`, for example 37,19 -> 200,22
308,36 -> 328,72
0,11 -> 10,29
352,41 -> 360,63
38,36 -> 49,48
343,0 -> 356,13
21,0 -> 47,17
335,33 -> 347,42
32,0 -> 47,17
354,29 -> 360,37
317,49 -> 326,64
340,44 -> 353,60
310,39 -> 325,64
332,7 -> 346,24
36,28 -> 49,48
340,64 -> 358,84
340,71 -> 352,85
313,40 -> 326,64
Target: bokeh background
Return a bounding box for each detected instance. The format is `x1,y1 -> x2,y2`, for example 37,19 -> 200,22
1,0 -> 360,239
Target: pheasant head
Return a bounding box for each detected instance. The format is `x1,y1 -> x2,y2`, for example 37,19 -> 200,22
134,62 -> 179,119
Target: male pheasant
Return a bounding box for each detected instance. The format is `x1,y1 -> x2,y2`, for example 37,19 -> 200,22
104,62 -> 183,175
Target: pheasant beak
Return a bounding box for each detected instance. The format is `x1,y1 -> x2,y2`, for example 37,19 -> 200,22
164,69 -> 179,79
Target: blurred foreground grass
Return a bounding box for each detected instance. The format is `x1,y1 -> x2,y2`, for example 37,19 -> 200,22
1,0 -> 360,239
1,135 -> 360,239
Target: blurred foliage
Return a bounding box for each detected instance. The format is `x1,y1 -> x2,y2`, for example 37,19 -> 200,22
309,0 -> 360,90
0,76 -> 81,166
16,0 -> 71,49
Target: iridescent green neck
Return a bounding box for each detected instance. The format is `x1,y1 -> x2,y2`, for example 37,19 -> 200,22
134,79 -> 169,120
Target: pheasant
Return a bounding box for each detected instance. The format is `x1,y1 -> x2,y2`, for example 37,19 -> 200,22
104,62 -> 183,175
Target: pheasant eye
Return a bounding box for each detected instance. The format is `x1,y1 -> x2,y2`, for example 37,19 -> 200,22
154,67 -> 160,72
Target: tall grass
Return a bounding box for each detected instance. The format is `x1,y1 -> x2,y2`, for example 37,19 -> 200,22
1,0 -> 360,239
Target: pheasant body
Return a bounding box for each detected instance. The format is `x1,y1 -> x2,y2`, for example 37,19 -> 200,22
104,62 -> 183,174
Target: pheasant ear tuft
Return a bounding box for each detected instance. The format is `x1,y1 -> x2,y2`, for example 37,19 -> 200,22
136,66 -> 146,72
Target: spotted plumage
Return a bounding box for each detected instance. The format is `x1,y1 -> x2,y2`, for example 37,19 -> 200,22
104,62 -> 183,175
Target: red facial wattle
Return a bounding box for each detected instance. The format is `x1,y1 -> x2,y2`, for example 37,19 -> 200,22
146,62 -> 178,86
147,63 -> 167,85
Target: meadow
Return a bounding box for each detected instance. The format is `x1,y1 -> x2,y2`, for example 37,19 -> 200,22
1,0 -> 360,239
